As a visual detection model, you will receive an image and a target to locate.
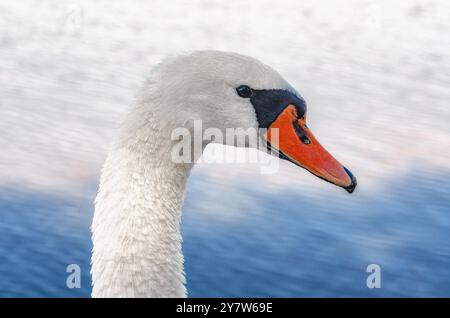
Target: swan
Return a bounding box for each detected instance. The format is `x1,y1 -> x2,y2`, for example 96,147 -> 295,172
91,51 -> 357,297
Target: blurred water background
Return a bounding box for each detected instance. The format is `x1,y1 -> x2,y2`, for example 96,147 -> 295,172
1,0 -> 450,297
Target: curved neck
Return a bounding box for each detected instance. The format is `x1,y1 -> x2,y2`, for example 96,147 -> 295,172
91,106 -> 193,297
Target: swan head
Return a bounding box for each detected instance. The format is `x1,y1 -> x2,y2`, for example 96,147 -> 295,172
145,51 -> 356,193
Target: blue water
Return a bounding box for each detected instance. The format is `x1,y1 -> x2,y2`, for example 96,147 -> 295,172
1,165 -> 449,297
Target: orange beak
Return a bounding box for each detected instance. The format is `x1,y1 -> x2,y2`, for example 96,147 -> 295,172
264,105 -> 357,193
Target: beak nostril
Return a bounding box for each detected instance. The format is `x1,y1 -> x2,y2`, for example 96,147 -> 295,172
301,135 -> 311,144
293,120 -> 311,145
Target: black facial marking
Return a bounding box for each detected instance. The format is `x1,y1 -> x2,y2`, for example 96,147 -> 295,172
249,89 -> 307,128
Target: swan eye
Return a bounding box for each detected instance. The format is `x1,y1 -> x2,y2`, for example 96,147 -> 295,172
236,85 -> 253,98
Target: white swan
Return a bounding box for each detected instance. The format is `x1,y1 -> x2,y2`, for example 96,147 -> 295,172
91,51 -> 356,297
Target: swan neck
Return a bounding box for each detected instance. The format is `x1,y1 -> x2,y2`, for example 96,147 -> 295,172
91,113 -> 193,297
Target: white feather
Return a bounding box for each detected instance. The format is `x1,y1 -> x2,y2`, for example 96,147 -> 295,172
91,51 -> 293,297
